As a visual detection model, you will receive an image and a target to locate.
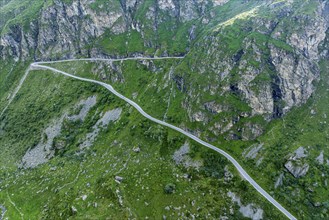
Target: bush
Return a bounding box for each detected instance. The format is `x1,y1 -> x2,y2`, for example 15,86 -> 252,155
164,183 -> 176,194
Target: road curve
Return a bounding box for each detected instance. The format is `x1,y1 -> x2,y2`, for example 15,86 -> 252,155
0,57 -> 182,119
31,61 -> 297,220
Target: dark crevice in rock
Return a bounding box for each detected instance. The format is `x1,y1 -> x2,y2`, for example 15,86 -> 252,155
31,20 -> 40,61
76,0 -> 84,55
119,0 -> 127,13
173,75 -> 187,92
173,0 -> 181,18
271,75 -> 283,118
154,0 -> 160,50
233,49 -> 244,63
267,57 -> 276,71
230,84 -> 242,97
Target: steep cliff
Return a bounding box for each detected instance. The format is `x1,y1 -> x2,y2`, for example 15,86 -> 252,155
0,0 -> 218,60
5,1 -> 326,123
176,0 -> 328,117
162,0 -> 329,143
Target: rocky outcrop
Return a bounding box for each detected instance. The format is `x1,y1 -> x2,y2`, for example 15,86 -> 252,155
91,61 -> 125,82
284,147 -> 309,178
285,161 -> 309,178
21,113 -> 66,168
241,123 -> 263,140
287,4 -> 327,61
274,173 -> 284,189
172,142 -> 202,169
227,191 -> 264,220
212,0 -> 230,7
269,46 -> 319,115
0,0 -> 218,61
174,0 -> 329,125
80,108 -> 122,149
290,147 -> 307,160
204,101 -> 228,114
316,151 -> 324,164
20,96 -> 98,168
224,165 -> 233,182
243,143 -> 263,159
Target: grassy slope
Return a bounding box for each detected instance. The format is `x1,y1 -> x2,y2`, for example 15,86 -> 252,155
0,0 -> 52,34
0,67 -> 284,219
46,55 -> 329,220
248,60 -> 329,219
0,0 -> 327,219
46,43 -> 329,220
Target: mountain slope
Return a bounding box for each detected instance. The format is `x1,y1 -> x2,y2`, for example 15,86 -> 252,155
1,0 -> 329,219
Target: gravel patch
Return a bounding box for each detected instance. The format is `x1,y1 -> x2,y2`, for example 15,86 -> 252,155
20,97 -> 97,168
275,173 -> 284,188
173,142 -> 202,169
21,114 -> 65,168
316,151 -> 324,164
243,143 -> 263,159
68,96 -> 97,121
80,108 -> 122,149
290,147 -> 307,160
227,191 -> 263,220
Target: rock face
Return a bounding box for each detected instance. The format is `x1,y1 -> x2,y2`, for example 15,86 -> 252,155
243,143 -> 263,159
316,151 -> 324,164
284,161 -> 309,178
1,0 -> 329,132
284,147 -> 309,178
80,108 -> 122,149
227,191 -> 263,220
172,0 -> 329,129
21,96 -> 98,168
172,142 -> 202,169
21,114 -> 66,168
0,0 -> 217,61
270,46 -> 319,115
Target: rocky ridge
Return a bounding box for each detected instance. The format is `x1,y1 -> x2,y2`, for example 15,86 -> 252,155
177,0 -> 329,120
0,0 -> 219,60
1,0 -> 328,129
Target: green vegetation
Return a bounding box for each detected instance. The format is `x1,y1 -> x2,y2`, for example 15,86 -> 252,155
1,0 -> 328,219
243,60 -> 329,219
0,0 -> 52,34
164,183 -> 176,194
0,66 -> 284,219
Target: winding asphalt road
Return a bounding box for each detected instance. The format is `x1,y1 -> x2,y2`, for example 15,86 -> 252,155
30,59 -> 297,220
